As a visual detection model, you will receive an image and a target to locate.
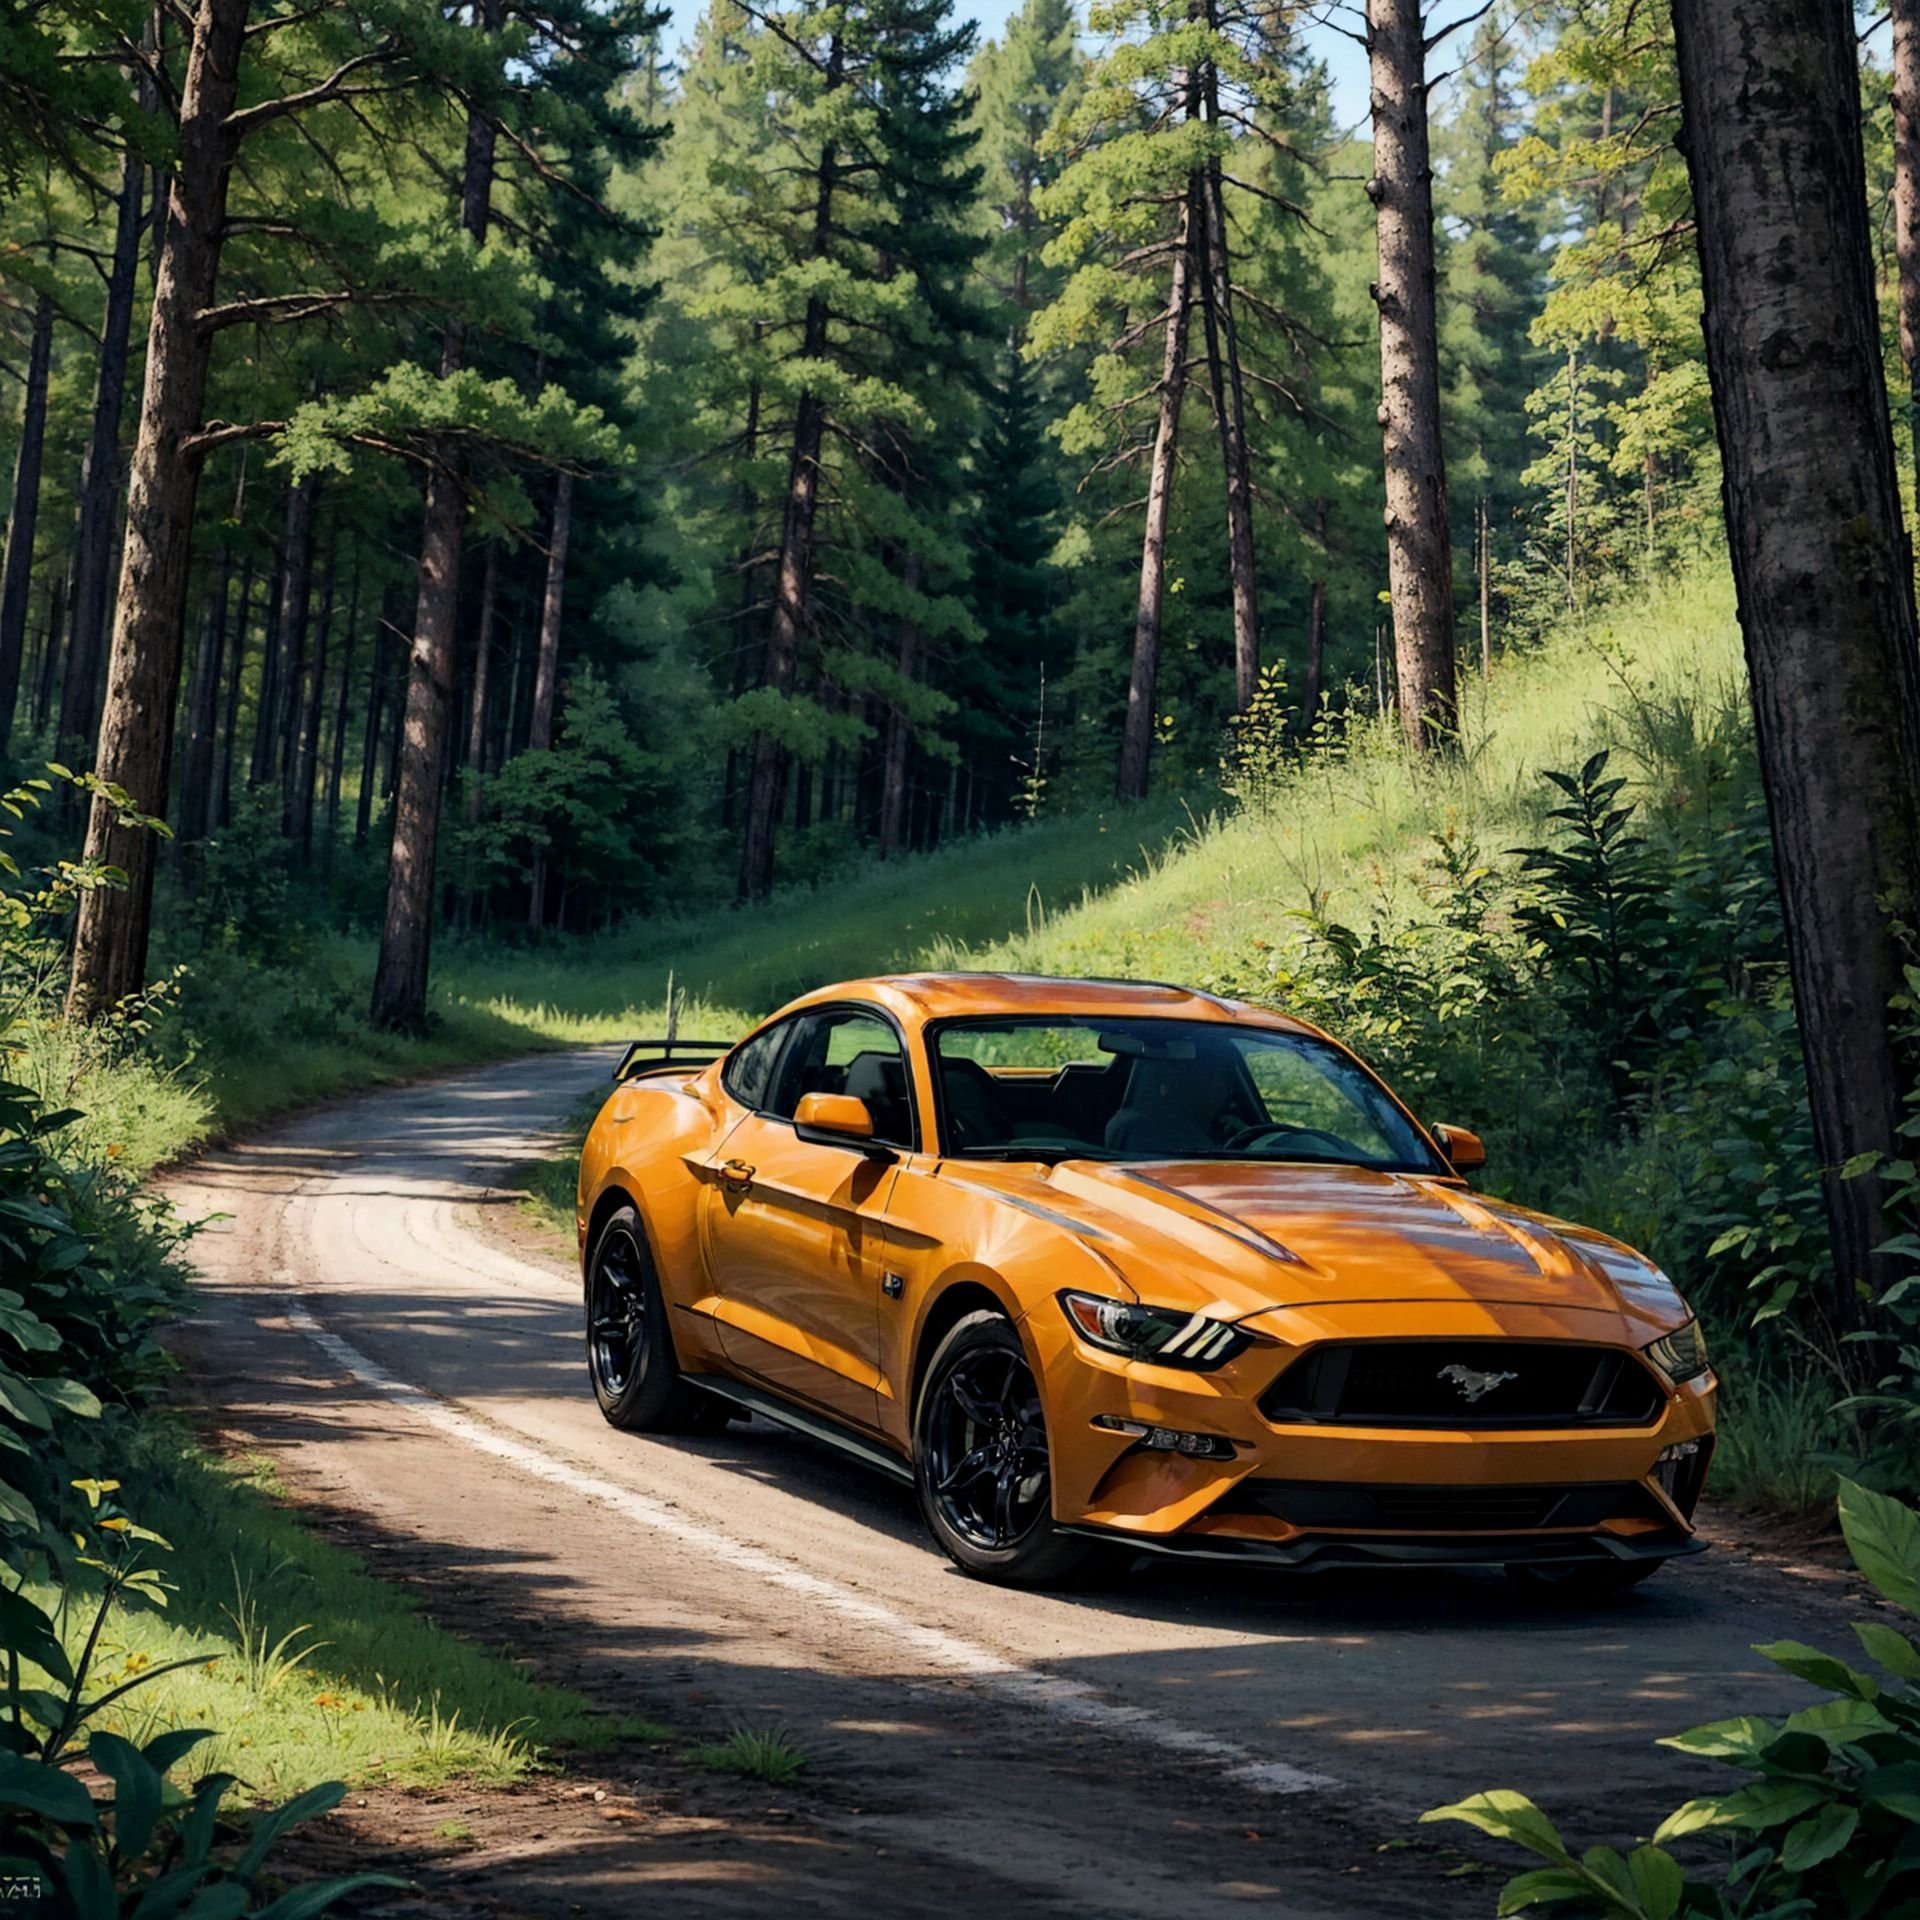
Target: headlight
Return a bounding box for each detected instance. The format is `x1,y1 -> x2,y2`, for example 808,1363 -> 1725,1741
1644,1318 -> 1710,1386
1058,1291 -> 1248,1371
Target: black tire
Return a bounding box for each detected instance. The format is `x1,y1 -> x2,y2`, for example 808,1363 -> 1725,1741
585,1204 -> 729,1434
1505,1557 -> 1664,1604
913,1310 -> 1103,1588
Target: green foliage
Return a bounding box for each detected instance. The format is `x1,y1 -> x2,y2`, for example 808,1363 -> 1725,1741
0,1482 -> 404,1917
688,1724 -> 810,1785
1423,1480 -> 1920,1918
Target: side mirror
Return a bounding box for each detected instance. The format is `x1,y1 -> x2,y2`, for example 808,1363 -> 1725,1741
1432,1124 -> 1487,1174
794,1093 -> 895,1159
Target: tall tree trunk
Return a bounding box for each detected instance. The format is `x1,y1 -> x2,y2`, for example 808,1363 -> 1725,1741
1196,38 -> 1260,712
1478,494 -> 1492,680
1302,577 -> 1328,731
462,541 -> 497,825
355,593 -> 394,848
370,0 -> 499,1031
217,560 -> 254,829
177,544 -> 231,842
288,546 -> 333,855
878,554 -> 922,858
738,39 -> 841,903
1367,0 -> 1457,753
61,138 -> 145,766
737,374 -> 822,897
32,575 -> 65,733
526,475 -> 571,755
323,560 -> 360,871
523,474 -> 572,932
1117,190 -> 1197,803
256,478 -> 313,787
1894,0 -> 1920,514
0,291 -> 55,747
1672,0 -> 1920,1337
67,0 -> 247,1018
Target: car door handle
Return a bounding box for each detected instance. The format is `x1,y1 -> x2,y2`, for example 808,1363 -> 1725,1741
720,1158 -> 755,1189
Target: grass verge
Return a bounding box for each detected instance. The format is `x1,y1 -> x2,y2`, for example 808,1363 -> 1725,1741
36,1420 -> 655,1801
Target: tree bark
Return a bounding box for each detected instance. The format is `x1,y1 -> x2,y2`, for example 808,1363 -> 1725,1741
323,559 -> 360,870
177,543 -> 231,842
1895,0 -> 1920,515
523,473 -> 572,932
1298,496 -> 1330,736
1673,0 -> 1920,1335
355,592 -> 395,848
463,541 -> 497,824
1367,0 -> 1457,753
1117,189 -> 1197,803
67,0 -> 248,1018
737,40 -> 842,903
370,0 -> 499,1031
217,559 -> 254,828
527,473 -> 571,754
1478,494 -> 1492,680
288,545 -> 333,855
255,477 -> 314,787
61,140 -> 145,765
0,291 -> 55,747
878,553 -> 922,858
32,574 -> 64,734
1196,36 -> 1259,713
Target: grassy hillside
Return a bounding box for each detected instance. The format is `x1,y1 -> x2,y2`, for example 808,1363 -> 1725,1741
30,563 -> 1743,1181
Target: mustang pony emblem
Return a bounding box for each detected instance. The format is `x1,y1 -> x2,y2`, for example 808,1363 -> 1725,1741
1438,1363 -> 1519,1403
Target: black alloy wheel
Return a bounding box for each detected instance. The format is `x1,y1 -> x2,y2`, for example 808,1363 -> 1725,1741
584,1203 -> 730,1433
913,1311 -> 1106,1587
587,1218 -> 649,1400
925,1344 -> 1052,1551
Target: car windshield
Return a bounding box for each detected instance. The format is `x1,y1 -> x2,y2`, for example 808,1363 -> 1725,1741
930,1016 -> 1443,1173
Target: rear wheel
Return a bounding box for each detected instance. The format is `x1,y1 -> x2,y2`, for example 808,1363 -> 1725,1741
1505,1557 -> 1664,1603
914,1311 -> 1104,1587
585,1204 -> 729,1434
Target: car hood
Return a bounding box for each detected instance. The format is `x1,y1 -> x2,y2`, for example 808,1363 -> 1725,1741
956,1157 -> 1687,1331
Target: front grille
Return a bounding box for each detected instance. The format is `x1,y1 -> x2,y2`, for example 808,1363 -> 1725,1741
1227,1479 -> 1662,1534
1260,1340 -> 1665,1430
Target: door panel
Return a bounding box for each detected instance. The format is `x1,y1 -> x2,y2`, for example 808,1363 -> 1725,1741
699,1119 -> 895,1428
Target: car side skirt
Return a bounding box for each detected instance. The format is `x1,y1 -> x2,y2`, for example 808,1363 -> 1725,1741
684,1372 -> 915,1486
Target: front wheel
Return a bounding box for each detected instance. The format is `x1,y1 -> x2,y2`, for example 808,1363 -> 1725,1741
1505,1557 -> 1664,1604
585,1204 -> 729,1433
913,1311 -> 1104,1587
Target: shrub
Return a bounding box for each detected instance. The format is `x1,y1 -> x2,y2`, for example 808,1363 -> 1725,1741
1423,1479 -> 1920,1918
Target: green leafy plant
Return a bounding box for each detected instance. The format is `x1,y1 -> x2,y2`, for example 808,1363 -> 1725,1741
1,1482 -> 404,1915
1423,1478 -> 1920,1916
688,1724 -> 809,1785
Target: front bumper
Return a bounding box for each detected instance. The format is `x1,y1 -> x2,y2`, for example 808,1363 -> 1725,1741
1025,1297 -> 1719,1567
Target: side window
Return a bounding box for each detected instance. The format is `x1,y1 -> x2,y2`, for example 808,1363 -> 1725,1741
767,1010 -> 916,1148
722,1022 -> 786,1111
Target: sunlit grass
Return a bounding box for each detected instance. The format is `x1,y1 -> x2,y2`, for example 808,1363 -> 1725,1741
29,1425 -> 650,1801
687,1725 -> 810,1785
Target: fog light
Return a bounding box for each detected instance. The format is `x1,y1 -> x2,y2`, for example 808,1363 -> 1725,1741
1091,1415 -> 1237,1460
1657,1441 -> 1700,1463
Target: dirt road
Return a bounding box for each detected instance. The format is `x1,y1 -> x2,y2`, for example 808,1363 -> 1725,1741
168,1051 -> 1863,1918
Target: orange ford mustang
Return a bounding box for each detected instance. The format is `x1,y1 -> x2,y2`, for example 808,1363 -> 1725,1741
576,974 -> 1715,1592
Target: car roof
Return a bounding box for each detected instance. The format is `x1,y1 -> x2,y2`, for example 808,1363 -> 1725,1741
780,972 -> 1323,1036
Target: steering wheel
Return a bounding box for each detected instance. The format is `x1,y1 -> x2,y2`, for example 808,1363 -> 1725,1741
1223,1122 -> 1366,1159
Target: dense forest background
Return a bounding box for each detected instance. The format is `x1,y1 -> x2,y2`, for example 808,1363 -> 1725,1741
8,0 -> 1920,1499
0,0 -> 1742,937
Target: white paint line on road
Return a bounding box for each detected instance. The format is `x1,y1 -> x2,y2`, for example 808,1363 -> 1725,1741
287,1301 -> 1334,1797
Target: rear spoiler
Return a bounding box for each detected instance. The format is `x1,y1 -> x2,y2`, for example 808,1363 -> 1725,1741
612,1037 -> 734,1084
